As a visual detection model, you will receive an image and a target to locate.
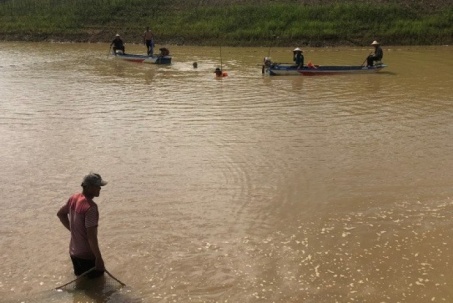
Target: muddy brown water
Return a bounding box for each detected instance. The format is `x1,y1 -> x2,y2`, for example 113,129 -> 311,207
1,42 -> 452,302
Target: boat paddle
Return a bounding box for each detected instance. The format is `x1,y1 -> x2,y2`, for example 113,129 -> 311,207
267,34 -> 278,58
107,45 -> 112,57
361,52 -> 372,66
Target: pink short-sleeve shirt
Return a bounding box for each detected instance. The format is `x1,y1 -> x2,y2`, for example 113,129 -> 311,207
59,193 -> 99,259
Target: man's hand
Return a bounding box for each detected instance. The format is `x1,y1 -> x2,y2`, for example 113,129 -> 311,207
95,257 -> 105,271
87,226 -> 105,271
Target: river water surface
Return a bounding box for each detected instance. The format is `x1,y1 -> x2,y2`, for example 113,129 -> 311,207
0,42 -> 453,303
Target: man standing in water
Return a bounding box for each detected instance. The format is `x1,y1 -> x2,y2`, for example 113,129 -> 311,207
57,173 -> 107,279
143,26 -> 154,56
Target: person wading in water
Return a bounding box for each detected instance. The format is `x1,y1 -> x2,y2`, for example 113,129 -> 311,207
57,173 -> 108,279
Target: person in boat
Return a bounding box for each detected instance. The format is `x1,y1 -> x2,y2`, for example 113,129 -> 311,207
57,173 -> 108,279
110,34 -> 125,55
293,48 -> 304,68
143,27 -> 154,56
214,67 -> 228,77
366,40 -> 383,67
159,47 -> 170,57
262,57 -> 273,74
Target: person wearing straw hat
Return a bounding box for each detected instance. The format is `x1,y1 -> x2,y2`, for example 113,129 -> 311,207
57,173 -> 107,279
110,34 -> 125,55
293,47 -> 304,68
366,40 -> 383,67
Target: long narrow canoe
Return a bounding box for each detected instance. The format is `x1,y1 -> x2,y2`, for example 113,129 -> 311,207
113,52 -> 172,65
263,61 -> 386,76
299,64 -> 386,76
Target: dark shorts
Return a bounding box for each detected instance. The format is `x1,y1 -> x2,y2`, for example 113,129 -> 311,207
70,256 -> 104,279
145,40 -> 154,47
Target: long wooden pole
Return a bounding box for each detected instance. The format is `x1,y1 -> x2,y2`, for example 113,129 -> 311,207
55,268 -> 126,289
105,269 -> 126,286
220,45 -> 223,71
55,268 -> 95,290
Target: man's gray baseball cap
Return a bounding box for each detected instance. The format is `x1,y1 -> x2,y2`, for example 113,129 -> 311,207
81,173 -> 108,187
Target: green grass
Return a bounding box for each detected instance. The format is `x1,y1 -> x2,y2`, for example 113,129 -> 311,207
0,0 -> 451,45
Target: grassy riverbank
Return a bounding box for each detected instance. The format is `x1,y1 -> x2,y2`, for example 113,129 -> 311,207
0,0 -> 451,46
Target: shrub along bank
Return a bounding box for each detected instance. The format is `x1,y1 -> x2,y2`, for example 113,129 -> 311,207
0,0 -> 451,46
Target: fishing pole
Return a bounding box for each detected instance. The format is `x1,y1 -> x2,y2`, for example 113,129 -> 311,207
220,45 -> 223,71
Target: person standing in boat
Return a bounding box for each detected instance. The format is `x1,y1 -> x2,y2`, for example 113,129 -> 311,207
143,27 -> 154,56
366,40 -> 383,66
293,48 -> 304,68
57,173 -> 107,279
110,34 -> 125,55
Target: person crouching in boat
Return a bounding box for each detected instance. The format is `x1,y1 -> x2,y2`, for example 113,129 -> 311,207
214,67 -> 228,78
159,47 -> 170,57
293,48 -> 304,69
367,40 -> 383,67
110,34 -> 125,55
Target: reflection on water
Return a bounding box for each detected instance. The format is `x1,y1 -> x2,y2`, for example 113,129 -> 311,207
0,42 -> 453,303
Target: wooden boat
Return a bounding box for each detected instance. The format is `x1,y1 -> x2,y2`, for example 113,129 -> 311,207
113,48 -> 172,65
299,63 -> 386,76
262,57 -> 386,76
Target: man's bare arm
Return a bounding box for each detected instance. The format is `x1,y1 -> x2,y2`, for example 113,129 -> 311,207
57,208 -> 70,231
87,226 -> 105,270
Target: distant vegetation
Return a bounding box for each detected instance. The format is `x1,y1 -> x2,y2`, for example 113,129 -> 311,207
0,0 -> 451,46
